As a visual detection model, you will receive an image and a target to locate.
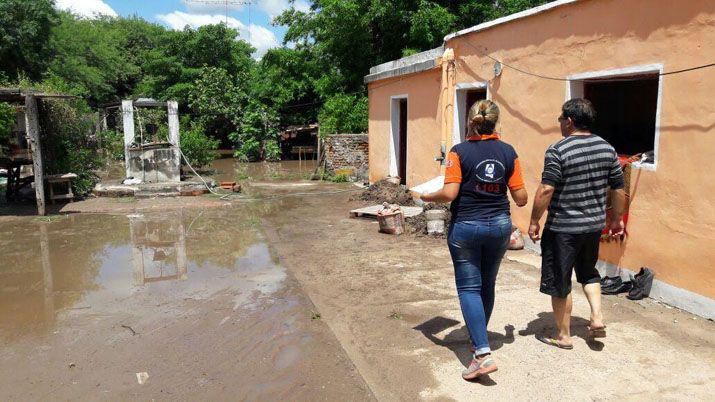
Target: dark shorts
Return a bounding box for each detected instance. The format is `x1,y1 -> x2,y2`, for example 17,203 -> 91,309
539,228 -> 601,298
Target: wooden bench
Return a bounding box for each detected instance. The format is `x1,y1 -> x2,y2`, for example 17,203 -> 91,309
45,173 -> 78,204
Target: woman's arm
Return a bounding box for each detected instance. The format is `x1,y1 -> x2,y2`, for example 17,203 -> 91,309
510,187 -> 528,207
419,183 -> 460,203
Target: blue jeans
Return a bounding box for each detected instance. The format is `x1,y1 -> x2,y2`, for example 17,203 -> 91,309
448,215 -> 511,356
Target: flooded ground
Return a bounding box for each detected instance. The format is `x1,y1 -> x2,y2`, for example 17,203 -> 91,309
2,159 -> 713,401
211,157 -> 318,183
0,160 -> 371,400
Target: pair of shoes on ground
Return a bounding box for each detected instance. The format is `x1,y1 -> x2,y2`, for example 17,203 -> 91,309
600,267 -> 654,299
462,354 -> 497,380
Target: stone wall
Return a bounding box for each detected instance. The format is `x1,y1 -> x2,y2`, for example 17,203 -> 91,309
324,134 -> 369,180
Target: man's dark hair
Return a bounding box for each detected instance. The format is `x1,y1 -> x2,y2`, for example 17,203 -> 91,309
562,98 -> 596,131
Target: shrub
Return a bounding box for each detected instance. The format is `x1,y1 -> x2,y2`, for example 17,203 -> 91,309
0,102 -> 14,157
39,99 -> 102,196
329,173 -> 349,183
264,139 -> 281,162
99,129 -> 125,160
180,121 -> 220,168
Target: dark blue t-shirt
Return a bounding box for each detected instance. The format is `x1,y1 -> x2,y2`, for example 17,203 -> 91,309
444,134 -> 524,222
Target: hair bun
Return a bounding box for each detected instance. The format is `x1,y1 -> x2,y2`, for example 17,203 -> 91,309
472,114 -> 485,124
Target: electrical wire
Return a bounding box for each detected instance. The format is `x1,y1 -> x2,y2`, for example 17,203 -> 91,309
463,41 -> 715,82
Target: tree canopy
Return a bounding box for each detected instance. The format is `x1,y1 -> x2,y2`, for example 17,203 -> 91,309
0,0 -> 550,159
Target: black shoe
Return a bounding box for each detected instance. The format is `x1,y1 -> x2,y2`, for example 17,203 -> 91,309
627,268 -> 655,300
602,279 -> 633,295
600,276 -> 621,288
600,276 -> 623,294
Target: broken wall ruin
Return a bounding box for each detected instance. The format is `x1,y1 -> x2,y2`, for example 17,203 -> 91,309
324,134 -> 369,180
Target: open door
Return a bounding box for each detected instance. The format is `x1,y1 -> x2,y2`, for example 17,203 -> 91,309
398,99 -> 407,185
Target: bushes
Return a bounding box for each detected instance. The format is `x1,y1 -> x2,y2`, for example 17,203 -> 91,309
0,102 -> 14,157
180,120 -> 219,168
99,129 -> 125,161
39,99 -> 101,196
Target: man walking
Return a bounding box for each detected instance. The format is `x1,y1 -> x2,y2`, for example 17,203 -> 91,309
528,98 -> 626,349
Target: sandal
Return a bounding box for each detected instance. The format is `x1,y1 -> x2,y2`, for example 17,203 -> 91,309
588,325 -> 607,338
536,334 -> 573,350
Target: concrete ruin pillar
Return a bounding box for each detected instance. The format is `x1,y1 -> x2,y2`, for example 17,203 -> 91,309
122,100 -> 135,179
167,101 -> 181,173
25,95 -> 45,215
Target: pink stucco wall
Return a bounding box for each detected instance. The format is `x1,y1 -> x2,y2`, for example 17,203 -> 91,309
367,0 -> 715,299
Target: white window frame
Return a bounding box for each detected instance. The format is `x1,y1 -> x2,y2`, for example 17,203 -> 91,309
453,82 -> 490,146
566,63 -> 664,171
389,94 -> 408,177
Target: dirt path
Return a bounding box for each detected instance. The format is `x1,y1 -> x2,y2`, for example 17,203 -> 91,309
263,186 -> 715,401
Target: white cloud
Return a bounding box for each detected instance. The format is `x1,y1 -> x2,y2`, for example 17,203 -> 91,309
55,0 -> 118,18
156,11 -> 280,58
259,0 -> 311,18
182,0 -> 246,13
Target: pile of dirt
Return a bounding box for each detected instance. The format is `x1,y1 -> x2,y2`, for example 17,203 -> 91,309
352,179 -> 415,206
405,203 -> 451,238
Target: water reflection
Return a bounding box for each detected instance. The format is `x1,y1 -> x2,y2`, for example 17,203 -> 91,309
0,204 -> 285,341
129,213 -> 188,285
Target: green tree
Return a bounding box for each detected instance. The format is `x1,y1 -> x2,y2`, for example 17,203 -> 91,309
188,66 -> 246,146
232,99 -> 280,161
318,93 -> 367,135
46,12 -> 139,104
0,0 -> 58,80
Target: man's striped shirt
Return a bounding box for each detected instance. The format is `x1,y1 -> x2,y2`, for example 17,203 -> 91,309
541,134 -> 624,233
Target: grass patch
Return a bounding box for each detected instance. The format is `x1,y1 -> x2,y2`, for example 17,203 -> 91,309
388,311 -> 403,320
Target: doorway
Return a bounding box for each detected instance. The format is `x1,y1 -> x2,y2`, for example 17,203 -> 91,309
454,83 -> 488,144
390,95 -> 408,183
398,98 -> 407,184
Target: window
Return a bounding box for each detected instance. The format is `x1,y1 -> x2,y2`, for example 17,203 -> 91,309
585,75 -> 659,159
569,65 -> 663,168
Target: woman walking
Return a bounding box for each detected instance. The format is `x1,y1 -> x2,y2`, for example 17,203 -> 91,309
420,100 -> 528,380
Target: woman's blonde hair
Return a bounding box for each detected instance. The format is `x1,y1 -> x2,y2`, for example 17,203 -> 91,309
468,100 -> 500,135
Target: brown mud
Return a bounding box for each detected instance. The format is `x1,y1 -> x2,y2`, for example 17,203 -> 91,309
262,186 -> 715,401
352,179 -> 415,206
1,161 -> 713,400
0,162 -> 371,401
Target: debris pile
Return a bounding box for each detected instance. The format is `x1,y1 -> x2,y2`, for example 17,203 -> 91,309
406,203 -> 451,238
353,179 -> 415,206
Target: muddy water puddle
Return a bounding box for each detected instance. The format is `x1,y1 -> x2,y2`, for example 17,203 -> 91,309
211,158 -> 317,182
0,208 -> 282,341
0,198 -> 372,400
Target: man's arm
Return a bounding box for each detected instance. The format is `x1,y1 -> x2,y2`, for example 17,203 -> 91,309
530,146 -> 561,241
608,188 -> 627,236
528,183 -> 555,241
606,152 -> 627,236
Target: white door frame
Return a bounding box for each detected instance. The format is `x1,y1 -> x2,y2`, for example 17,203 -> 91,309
566,63 -> 664,171
453,82 -> 489,146
389,94 -> 408,177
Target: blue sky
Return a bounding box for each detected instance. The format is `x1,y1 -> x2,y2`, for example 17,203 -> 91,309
54,0 -> 311,57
